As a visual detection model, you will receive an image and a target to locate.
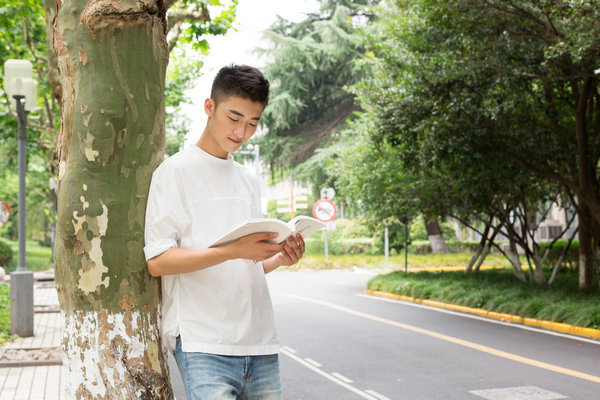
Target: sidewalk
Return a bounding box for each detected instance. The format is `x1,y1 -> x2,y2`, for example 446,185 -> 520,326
0,272 -> 64,400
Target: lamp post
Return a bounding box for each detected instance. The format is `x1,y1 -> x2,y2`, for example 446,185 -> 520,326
4,59 -> 37,337
236,144 -> 260,176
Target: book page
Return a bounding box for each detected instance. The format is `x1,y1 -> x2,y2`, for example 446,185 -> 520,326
288,216 -> 325,239
210,218 -> 293,247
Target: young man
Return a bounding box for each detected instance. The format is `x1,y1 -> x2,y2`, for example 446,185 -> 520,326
144,65 -> 305,399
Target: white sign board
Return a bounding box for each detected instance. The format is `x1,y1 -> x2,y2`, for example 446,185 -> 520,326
320,187 -> 335,200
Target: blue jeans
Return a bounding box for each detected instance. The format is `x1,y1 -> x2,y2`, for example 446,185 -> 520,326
174,337 -> 283,400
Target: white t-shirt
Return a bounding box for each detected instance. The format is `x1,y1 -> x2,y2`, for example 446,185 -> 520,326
143,146 -> 278,355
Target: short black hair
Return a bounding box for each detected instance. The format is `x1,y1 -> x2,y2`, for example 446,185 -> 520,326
211,64 -> 270,107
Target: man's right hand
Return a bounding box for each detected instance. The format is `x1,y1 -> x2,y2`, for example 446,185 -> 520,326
226,232 -> 284,261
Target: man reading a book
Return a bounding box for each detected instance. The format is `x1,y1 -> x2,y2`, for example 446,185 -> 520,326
143,64 -> 305,399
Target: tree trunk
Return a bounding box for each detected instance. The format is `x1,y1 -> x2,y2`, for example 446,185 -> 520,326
530,254 -> 546,285
53,1 -> 172,398
425,219 -> 449,253
43,0 -> 62,104
578,204 -> 598,291
474,225 -> 499,273
573,76 -> 599,291
508,239 -> 527,282
464,222 -> 489,273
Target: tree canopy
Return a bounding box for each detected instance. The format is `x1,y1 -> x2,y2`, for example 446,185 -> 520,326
255,0 -> 377,179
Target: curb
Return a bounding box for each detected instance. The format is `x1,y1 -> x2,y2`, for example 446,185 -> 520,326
0,347 -> 63,368
0,359 -> 62,368
365,290 -> 600,341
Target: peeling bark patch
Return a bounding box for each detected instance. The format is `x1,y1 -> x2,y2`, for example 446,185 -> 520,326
58,160 -> 67,180
79,46 -> 88,66
62,309 -> 172,399
84,134 -> 99,162
73,241 -> 86,256
80,0 -> 159,31
74,202 -> 110,294
80,196 -> 90,210
119,295 -> 135,311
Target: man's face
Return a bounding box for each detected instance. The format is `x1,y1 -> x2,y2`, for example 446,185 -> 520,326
202,95 -> 264,159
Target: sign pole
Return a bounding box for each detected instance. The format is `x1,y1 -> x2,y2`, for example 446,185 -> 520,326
313,197 -> 337,262
405,224 -> 408,273
324,230 -> 328,261
384,223 -> 389,262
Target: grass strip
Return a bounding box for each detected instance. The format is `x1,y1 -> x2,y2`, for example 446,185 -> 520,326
0,284 -> 15,346
282,253 -> 511,271
366,268 -> 600,330
4,240 -> 53,274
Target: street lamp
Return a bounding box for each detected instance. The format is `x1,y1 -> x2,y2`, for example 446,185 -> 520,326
236,144 -> 260,176
4,59 -> 37,337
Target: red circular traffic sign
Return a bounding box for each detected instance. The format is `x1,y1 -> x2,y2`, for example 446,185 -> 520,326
0,201 -> 11,226
313,199 -> 337,223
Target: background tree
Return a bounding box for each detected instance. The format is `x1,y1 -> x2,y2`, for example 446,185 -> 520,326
343,0 -> 599,289
255,0 -> 377,188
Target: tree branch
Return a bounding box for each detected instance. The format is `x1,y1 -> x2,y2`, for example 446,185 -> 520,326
167,4 -> 210,33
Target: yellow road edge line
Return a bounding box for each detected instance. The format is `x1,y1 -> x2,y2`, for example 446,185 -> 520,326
366,290 -> 600,341
287,294 -> 600,384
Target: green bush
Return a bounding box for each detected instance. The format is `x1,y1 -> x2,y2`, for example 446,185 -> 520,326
410,216 -> 457,242
374,220 -> 409,254
4,239 -> 52,273
410,240 -> 432,254
538,240 -> 579,271
0,284 -> 12,346
305,234 -> 376,256
409,239 -> 504,254
0,240 -> 12,267
338,238 -> 375,254
446,240 -> 485,253
303,219 -> 377,256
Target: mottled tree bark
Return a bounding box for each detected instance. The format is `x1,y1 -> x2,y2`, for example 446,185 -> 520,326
53,0 -> 171,397
425,219 -> 449,253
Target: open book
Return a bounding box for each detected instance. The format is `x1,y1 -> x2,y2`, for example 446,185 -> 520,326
210,216 -> 325,247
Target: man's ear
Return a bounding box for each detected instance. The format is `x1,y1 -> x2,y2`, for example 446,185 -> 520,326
204,98 -> 215,116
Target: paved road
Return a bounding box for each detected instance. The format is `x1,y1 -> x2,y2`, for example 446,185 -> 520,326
267,270 -> 600,400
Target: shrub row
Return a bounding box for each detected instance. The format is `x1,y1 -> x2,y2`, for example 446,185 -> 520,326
0,240 -> 12,267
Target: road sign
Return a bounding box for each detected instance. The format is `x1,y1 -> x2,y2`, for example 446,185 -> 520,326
320,187 -> 335,200
0,202 -> 10,226
276,185 -> 309,218
313,199 -> 337,223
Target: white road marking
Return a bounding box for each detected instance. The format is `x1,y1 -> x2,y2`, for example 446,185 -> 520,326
304,357 -> 322,367
331,372 -> 353,383
281,346 -> 297,354
469,385 -> 568,399
280,347 -> 380,400
365,389 -> 392,400
359,293 -> 600,345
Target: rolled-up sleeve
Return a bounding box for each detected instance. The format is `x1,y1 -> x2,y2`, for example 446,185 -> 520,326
143,165 -> 190,261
